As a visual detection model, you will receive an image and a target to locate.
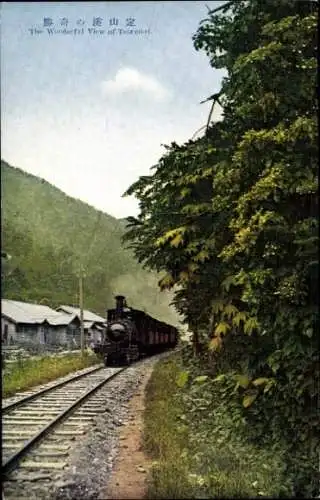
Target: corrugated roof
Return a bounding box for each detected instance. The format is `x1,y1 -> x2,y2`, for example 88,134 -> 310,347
46,313 -> 79,326
83,322 -> 105,330
83,320 -> 94,329
1,299 -> 78,326
58,305 -> 105,323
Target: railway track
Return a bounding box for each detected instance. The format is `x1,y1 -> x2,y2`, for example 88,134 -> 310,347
2,363 -> 104,411
2,366 -> 125,482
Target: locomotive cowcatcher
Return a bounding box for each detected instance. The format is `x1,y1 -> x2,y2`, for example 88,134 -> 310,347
93,295 -> 178,366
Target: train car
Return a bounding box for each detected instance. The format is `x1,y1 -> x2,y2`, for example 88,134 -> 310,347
93,295 -> 178,366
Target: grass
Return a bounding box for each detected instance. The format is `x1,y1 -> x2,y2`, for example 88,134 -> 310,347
143,356 -> 192,499
2,349 -> 101,398
143,353 -> 293,499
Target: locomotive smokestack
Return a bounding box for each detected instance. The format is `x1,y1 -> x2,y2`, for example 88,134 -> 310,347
115,295 -> 126,314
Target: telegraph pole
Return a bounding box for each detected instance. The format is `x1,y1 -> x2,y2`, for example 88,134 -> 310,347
79,264 -> 85,354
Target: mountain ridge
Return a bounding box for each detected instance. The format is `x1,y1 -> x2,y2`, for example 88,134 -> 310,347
1,160 -> 123,222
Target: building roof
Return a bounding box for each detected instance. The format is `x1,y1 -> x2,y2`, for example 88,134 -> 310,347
45,313 -> 79,326
83,320 -> 94,329
57,305 -> 105,323
2,299 -> 78,326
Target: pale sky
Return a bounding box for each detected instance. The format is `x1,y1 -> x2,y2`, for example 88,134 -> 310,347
1,1 -> 225,219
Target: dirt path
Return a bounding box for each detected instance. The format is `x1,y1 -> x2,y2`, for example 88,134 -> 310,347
102,365 -> 154,500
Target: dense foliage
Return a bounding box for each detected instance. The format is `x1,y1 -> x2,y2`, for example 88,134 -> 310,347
1,160 -> 179,325
145,353 -> 292,498
124,1 -> 318,496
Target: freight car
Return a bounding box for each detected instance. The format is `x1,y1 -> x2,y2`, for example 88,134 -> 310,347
92,295 -> 178,366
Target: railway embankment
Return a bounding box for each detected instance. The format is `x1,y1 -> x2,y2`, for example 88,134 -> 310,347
3,349 -> 300,499
2,355 -> 165,500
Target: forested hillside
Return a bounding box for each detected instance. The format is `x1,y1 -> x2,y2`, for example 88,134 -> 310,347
1,160 -> 180,325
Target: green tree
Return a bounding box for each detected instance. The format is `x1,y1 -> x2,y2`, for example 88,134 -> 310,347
124,1 -> 318,495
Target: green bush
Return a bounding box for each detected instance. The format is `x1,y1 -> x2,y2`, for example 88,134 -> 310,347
144,354 -> 293,498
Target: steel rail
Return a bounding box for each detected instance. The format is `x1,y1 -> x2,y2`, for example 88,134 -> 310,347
2,367 -> 126,477
2,364 -> 104,413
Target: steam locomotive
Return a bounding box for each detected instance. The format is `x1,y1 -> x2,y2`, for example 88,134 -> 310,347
93,295 -> 179,366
